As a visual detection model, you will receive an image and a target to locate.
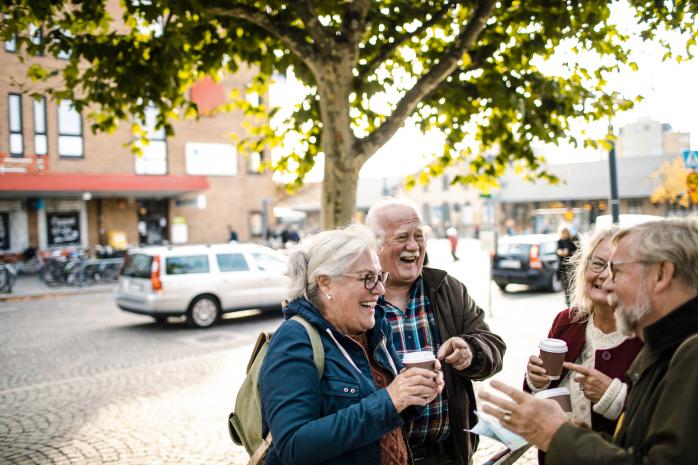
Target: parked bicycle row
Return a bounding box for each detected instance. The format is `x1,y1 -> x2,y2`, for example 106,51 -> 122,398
0,245 -> 125,292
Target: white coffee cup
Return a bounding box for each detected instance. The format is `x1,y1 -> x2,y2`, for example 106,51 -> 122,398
402,351 -> 436,370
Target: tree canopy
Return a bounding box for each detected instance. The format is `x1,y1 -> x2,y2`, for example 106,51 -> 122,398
2,0 -> 696,227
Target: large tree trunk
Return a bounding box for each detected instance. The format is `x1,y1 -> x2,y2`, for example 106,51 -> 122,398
322,152 -> 360,228
316,58 -> 362,229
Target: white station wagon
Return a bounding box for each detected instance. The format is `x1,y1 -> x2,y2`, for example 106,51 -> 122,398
116,243 -> 288,328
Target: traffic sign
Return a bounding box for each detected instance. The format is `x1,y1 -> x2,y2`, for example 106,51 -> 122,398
683,150 -> 698,170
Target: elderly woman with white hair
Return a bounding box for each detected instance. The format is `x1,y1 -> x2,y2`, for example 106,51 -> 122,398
524,227 -> 644,464
260,224 -> 444,465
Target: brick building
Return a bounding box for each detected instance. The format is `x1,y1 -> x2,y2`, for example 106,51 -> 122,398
0,33 -> 277,253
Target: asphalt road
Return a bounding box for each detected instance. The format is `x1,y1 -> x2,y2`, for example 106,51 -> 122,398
0,239 -> 559,464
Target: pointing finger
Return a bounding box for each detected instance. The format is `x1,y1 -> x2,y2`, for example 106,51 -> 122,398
563,362 -> 591,375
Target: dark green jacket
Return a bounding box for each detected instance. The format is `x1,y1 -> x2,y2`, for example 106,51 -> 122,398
547,294 -> 698,465
422,267 -> 506,465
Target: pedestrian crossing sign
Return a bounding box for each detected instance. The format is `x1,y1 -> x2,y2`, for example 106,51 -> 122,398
683,150 -> 698,170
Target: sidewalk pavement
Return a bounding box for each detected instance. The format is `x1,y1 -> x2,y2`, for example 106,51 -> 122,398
0,274 -> 117,302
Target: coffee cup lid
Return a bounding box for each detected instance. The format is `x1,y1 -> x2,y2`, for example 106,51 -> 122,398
534,387 -> 570,399
539,338 -> 568,353
402,351 -> 435,363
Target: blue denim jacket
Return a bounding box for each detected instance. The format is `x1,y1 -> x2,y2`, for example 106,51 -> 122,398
260,297 -> 413,465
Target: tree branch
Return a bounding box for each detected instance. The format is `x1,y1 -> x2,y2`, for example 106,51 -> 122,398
290,1 -> 333,53
205,4 -> 316,66
341,0 -> 371,45
356,0 -> 496,162
362,1 -> 456,79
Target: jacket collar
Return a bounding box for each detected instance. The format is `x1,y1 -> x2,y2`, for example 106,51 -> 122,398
421,267 -> 447,291
628,294 -> 698,383
282,297 -> 391,348
643,294 -> 698,353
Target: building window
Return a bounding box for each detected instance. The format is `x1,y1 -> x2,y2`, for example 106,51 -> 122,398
442,175 -> 449,191
57,100 -> 83,157
248,151 -> 263,174
33,97 -> 48,155
8,94 -> 24,157
135,106 -> 168,175
628,199 -> 643,214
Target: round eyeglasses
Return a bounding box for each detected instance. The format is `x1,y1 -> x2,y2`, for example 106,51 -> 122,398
341,271 -> 389,290
587,257 -> 609,273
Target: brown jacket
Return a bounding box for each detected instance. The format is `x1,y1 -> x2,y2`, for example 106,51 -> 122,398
422,267 -> 506,465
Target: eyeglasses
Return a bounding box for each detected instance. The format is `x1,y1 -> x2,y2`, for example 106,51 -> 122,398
341,271 -> 389,290
587,257 -> 609,273
608,260 -> 656,282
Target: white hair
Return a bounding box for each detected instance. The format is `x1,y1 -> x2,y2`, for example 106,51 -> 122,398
365,197 -> 422,243
285,224 -> 378,308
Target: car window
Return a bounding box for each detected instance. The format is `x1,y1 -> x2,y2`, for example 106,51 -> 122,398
165,255 -> 210,275
540,242 -> 558,255
252,252 -> 286,272
216,253 -> 250,272
497,243 -> 531,255
121,253 -> 153,278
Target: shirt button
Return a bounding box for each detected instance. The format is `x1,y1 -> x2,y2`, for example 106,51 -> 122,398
343,388 -> 349,393
602,351 -> 612,361
350,388 -> 356,393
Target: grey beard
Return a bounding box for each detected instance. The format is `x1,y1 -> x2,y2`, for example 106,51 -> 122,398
614,282 -> 652,337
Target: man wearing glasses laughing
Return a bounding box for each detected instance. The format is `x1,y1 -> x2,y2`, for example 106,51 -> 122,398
479,217 -> 698,465
366,198 -> 506,465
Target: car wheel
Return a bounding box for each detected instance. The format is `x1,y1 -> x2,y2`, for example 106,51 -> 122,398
153,315 -> 168,324
187,295 -> 220,328
549,273 -> 562,293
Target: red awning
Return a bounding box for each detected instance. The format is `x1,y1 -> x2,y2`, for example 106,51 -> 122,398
0,173 -> 209,198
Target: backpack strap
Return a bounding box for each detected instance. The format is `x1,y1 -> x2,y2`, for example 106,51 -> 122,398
290,315 -> 325,379
247,315 -> 325,465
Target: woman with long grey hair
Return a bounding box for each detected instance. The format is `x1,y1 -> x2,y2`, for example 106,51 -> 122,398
260,224 -> 444,465
523,227 -> 643,464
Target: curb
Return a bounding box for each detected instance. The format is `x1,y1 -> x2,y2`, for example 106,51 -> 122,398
0,285 -> 116,303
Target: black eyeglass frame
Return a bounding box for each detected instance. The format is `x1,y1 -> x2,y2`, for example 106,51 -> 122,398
341,271 -> 390,290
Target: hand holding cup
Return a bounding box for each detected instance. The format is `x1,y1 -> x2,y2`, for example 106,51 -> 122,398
527,355 -> 550,389
387,360 -> 443,412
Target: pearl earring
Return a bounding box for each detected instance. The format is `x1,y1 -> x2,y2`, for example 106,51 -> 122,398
326,294 -> 332,300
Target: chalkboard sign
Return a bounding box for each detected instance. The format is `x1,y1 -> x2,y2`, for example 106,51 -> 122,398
47,212 -> 81,246
0,212 -> 9,250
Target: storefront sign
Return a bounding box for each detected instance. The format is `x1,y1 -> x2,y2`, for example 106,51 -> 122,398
47,212 -> 81,246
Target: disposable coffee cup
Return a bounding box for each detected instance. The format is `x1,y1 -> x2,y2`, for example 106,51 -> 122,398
402,351 -> 436,371
534,387 -> 573,413
538,338 -> 568,380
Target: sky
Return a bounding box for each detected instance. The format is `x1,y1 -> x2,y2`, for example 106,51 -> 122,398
269,3 -> 698,181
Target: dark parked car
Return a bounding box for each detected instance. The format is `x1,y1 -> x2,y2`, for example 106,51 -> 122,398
492,234 -> 562,292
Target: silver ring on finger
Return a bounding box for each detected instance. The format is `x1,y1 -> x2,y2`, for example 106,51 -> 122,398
503,411 -> 512,423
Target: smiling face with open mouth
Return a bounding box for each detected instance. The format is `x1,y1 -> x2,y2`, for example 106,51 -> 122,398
377,204 -> 426,288
325,248 -> 385,336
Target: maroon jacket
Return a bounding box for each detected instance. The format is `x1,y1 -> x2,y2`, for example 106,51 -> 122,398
525,309 -> 643,464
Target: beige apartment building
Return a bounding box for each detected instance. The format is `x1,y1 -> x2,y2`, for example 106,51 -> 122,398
0,34 -> 277,253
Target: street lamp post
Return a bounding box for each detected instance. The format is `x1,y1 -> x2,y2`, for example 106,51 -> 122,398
608,125 -> 620,225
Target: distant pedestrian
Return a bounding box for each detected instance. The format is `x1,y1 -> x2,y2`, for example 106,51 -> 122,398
446,226 -> 459,261
556,226 -> 577,306
228,225 -> 238,242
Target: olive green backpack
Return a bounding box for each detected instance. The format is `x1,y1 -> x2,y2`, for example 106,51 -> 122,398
228,315 -> 324,465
